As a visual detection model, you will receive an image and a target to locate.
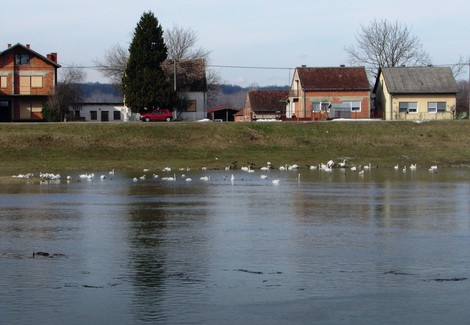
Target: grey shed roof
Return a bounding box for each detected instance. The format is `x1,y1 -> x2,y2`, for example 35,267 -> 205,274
379,66 -> 459,94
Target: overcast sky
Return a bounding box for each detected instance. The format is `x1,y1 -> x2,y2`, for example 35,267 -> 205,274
2,0 -> 469,86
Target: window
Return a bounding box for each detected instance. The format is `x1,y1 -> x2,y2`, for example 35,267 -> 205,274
342,101 -> 361,112
31,76 -> 43,88
0,76 -> 7,88
428,102 -> 446,113
18,76 -> 43,93
351,101 -> 361,112
15,54 -> 30,65
312,102 -> 321,112
185,100 -> 197,112
312,102 -> 330,112
113,111 -> 121,120
19,76 -> 31,94
90,111 -> 97,120
399,102 -> 418,113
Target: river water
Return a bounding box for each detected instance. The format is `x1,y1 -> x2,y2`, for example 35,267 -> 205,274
1,166 -> 470,324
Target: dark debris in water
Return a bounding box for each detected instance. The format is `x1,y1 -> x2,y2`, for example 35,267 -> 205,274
433,277 -> 467,282
236,269 -> 264,275
384,270 -> 415,276
167,272 -> 203,283
64,283 -> 104,289
82,284 -> 104,289
385,271 -> 467,282
33,252 -> 68,259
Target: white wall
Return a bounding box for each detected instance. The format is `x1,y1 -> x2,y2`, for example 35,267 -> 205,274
177,91 -> 207,121
74,103 -> 135,122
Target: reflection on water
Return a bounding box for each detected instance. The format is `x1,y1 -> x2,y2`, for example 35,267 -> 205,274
1,168 -> 470,324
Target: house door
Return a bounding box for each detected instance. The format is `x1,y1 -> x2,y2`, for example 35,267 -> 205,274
101,110 -> 109,122
0,100 -> 11,122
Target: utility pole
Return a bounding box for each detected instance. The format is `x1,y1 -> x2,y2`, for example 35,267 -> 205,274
173,59 -> 177,91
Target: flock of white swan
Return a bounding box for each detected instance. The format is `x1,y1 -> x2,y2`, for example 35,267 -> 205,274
10,160 -> 440,186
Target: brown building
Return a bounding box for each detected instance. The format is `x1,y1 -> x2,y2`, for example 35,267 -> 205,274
0,43 -> 60,122
241,90 -> 289,121
287,66 -> 370,120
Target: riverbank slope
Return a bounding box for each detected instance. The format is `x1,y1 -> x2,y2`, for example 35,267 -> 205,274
1,120 -> 469,173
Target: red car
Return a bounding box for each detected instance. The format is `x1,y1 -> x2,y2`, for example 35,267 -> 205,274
140,109 -> 173,122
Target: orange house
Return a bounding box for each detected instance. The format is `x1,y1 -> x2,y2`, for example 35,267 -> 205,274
0,43 -> 60,122
287,66 -> 370,120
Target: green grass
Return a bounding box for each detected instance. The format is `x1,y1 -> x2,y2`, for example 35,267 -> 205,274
1,120 -> 470,174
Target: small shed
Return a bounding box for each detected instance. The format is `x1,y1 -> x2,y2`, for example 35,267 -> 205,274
207,106 -> 239,121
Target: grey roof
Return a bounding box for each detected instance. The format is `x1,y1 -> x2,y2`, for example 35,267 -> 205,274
380,67 -> 459,94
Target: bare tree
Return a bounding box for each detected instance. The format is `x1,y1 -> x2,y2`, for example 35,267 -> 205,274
42,66 -> 86,121
165,24 -> 210,61
95,25 -> 221,91
163,25 -> 221,115
345,19 -> 431,79
449,56 -> 470,80
163,25 -> 217,89
94,43 -> 128,86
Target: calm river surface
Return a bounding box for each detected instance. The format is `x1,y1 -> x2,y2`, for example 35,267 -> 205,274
1,166 -> 470,324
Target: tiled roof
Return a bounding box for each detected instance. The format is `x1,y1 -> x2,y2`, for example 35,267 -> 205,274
0,43 -> 61,68
207,106 -> 240,113
297,66 -> 369,91
380,66 -> 459,94
248,90 -> 289,112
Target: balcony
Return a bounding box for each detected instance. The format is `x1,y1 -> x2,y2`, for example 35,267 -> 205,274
288,89 -> 299,98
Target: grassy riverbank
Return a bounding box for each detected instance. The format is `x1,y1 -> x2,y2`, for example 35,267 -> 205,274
1,120 -> 470,174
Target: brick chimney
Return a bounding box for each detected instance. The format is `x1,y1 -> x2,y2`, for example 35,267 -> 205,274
26,44 -> 30,49
47,52 -> 58,63
7,43 -> 12,48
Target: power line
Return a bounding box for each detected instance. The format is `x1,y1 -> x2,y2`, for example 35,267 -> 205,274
207,64 -> 292,70
58,62 -> 294,71
60,61 -> 469,71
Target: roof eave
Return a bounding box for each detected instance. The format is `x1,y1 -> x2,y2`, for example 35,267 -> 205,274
303,87 -> 370,92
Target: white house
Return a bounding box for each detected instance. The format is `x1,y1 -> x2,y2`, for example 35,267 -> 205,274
71,102 -> 136,122
162,59 -> 208,121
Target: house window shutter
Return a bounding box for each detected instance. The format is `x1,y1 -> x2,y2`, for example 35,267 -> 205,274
31,76 -> 43,88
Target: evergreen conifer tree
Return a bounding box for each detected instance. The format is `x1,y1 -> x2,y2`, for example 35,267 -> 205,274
123,11 -> 175,113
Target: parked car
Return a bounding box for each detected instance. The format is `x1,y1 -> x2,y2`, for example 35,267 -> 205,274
140,109 -> 173,122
